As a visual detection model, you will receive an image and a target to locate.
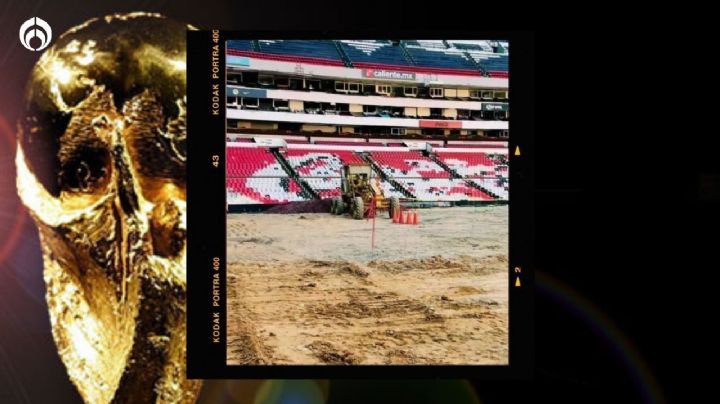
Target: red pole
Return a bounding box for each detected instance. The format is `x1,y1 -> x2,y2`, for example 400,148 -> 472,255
371,197 -> 376,249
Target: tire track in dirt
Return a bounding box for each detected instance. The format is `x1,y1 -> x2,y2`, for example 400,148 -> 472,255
226,207 -> 508,365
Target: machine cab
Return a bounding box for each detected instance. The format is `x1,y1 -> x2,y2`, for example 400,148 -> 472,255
341,163 -> 373,195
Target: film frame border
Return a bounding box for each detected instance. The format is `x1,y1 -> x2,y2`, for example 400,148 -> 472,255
187,30 -> 534,379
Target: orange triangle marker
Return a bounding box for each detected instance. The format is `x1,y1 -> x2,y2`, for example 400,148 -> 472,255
515,277 -> 521,287
514,145 -> 521,156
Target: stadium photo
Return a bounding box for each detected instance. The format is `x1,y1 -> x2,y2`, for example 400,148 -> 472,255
224,39 -> 510,365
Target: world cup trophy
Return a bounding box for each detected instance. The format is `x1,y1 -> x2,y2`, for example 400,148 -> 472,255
16,13 -> 201,403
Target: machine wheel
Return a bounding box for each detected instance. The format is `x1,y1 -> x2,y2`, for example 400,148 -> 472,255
352,196 -> 364,220
333,197 -> 344,215
389,197 -> 400,218
338,201 -> 347,215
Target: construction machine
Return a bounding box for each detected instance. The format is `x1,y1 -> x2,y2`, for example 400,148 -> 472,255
330,163 -> 400,220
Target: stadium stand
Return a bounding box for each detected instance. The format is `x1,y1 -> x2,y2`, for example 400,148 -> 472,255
473,54 -> 509,77
442,40 -> 509,76
471,177 -> 508,200
338,40 -> 410,66
378,180 -> 407,199
396,178 -> 493,201
226,147 -> 313,204
226,39 -> 254,52
435,149 -> 509,200
281,149 -> 363,199
225,38 -> 509,205
227,177 -> 310,204
435,151 -> 497,178
257,40 -> 342,61
302,177 -> 342,199
226,144 -> 506,204
227,39 -> 345,67
369,151 -> 450,178
283,149 -> 364,177
227,147 -> 287,177
448,40 -> 494,53
402,40 -> 477,70
226,39 -> 509,77
281,148 -> 414,200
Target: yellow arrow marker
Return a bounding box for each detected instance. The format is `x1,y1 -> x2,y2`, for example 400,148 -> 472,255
515,277 -> 521,287
514,145 -> 521,156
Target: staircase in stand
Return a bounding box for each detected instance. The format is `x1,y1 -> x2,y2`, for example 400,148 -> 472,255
463,51 -> 484,75
333,40 -> 354,68
271,149 -> 320,200
427,152 -> 462,179
360,153 -> 415,198
464,178 -> 499,200
398,40 -> 416,66
428,151 -> 499,200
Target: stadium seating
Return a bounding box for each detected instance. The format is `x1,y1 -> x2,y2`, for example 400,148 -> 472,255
282,148 -> 415,200
226,49 -> 344,67
338,40 -> 410,66
282,149 -> 367,198
473,54 -> 509,77
226,147 -> 313,204
226,40 -> 348,66
448,40 -> 495,53
300,177 -> 341,199
227,177 -> 310,204
224,37 -> 510,205
396,178 -> 492,201
257,40 -> 341,61
446,40 -> 509,76
379,180 -> 407,199
436,151 -> 497,178
370,151 -> 450,178
402,40 -> 477,71
226,147 -> 287,177
283,149 -> 364,178
226,40 -> 254,52
471,177 -> 508,200
226,145 -> 508,204
227,39 -> 506,77
432,150 -> 509,200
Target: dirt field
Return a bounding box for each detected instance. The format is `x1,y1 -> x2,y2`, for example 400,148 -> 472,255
226,205 -> 508,365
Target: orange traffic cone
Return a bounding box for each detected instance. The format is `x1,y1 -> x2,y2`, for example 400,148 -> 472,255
392,209 -> 398,223
408,210 -> 415,225
414,209 -> 420,225
400,210 -> 406,224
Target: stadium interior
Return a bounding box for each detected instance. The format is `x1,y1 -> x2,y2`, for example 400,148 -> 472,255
225,39 -> 509,206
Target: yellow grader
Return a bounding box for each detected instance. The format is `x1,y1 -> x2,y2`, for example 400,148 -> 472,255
330,163 -> 400,220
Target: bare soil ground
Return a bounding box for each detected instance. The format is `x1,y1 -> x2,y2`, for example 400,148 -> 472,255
227,205 -> 508,365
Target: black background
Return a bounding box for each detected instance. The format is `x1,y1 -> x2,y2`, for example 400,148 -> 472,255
0,1 -> 714,403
